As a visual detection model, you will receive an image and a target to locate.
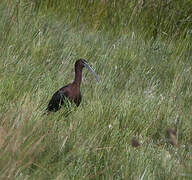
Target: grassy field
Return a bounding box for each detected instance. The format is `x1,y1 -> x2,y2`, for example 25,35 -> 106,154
0,1 -> 192,179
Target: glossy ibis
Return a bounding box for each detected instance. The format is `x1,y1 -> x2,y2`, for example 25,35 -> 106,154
47,59 -> 99,112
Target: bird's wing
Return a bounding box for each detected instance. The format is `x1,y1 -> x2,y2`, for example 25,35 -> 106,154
47,85 -> 69,112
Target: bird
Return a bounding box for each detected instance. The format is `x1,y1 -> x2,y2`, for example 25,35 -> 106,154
46,59 -> 99,112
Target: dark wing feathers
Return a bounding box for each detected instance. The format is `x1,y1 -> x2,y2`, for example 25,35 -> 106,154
47,86 -> 69,112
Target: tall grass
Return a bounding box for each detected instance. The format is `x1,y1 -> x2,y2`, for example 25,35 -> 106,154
32,0 -> 192,39
0,1 -> 192,179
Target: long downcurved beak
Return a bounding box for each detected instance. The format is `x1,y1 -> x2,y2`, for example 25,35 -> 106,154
83,61 -> 100,82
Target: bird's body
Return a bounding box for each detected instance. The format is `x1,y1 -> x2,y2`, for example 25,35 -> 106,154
47,83 -> 81,112
47,59 -> 99,112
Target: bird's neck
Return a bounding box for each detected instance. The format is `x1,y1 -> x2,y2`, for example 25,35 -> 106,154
73,68 -> 83,86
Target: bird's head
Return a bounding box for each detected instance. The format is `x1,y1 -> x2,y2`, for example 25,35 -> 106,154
75,59 -> 99,81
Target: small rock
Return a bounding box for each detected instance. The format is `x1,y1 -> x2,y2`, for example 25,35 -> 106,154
166,128 -> 178,147
131,137 -> 141,147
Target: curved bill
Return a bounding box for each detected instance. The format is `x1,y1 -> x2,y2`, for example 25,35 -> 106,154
83,61 -> 100,82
